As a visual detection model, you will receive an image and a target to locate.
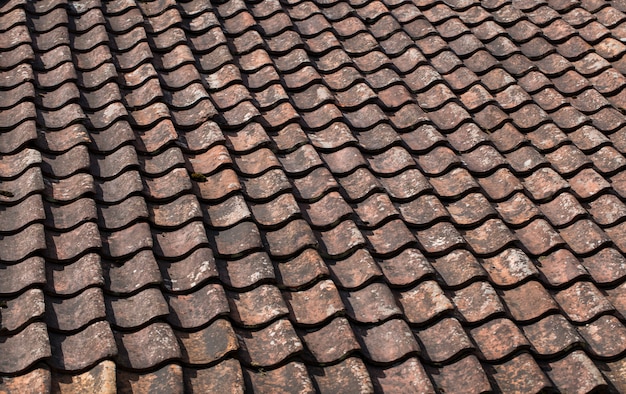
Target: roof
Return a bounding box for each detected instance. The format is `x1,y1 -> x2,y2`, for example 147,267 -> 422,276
1,0 -> 626,392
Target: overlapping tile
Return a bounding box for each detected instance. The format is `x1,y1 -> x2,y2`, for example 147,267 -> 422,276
3,0 -> 626,392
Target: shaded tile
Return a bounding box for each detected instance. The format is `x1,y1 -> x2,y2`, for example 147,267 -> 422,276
228,285 -> 288,328
309,357 -> 374,394
545,351 -> 608,393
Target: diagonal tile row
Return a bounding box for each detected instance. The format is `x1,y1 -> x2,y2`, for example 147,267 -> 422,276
1,0 -> 626,392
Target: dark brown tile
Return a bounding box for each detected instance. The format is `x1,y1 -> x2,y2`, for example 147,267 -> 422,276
46,287 -> 106,332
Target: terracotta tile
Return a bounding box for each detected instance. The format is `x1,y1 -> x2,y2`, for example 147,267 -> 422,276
264,219 -> 317,258
415,221 -> 465,254
429,249 -> 484,288
555,281 -> 614,323
310,357 -> 374,393
51,360 -> 116,394
323,249 -> 377,290
366,219 -> 416,255
501,280 -> 558,322
243,362 -> 314,393
159,248 -> 217,293
588,191 -> 626,225
355,318 -> 420,363
463,219 -> 516,255
237,319 -> 303,367
50,321 -> 117,371
241,169 -> 290,201
560,219 -> 611,255
46,287 -> 106,332
545,350 -> 608,393
417,317 -> 473,363
150,195 -> 202,228
106,286 -> 168,329
279,144 -> 323,175
578,315 -> 626,358
395,280 -> 453,324
492,352 -> 553,392
208,221 -> 261,258
299,317 -> 360,363
515,219 -> 564,255
183,359 -> 244,393
274,248 -> 329,290
368,357 -> 435,393
342,282 -> 402,323
177,319 -> 239,366
287,279 -> 344,325
590,146 -> 626,174
0,288 -> 44,334
580,247 -> 626,285
523,313 -> 583,357
114,323 -> 180,370
471,318 -> 530,361
249,193 -> 300,228
453,281 -> 506,324
376,248 -> 434,288
117,364 -> 183,394
536,249 -> 589,287
227,284 -> 287,327
0,323 -> 50,374
523,167 -> 569,201
102,250 -> 160,295
426,355 -> 491,394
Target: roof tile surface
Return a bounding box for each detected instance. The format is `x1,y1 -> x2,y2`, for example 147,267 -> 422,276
2,0 -> 626,392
